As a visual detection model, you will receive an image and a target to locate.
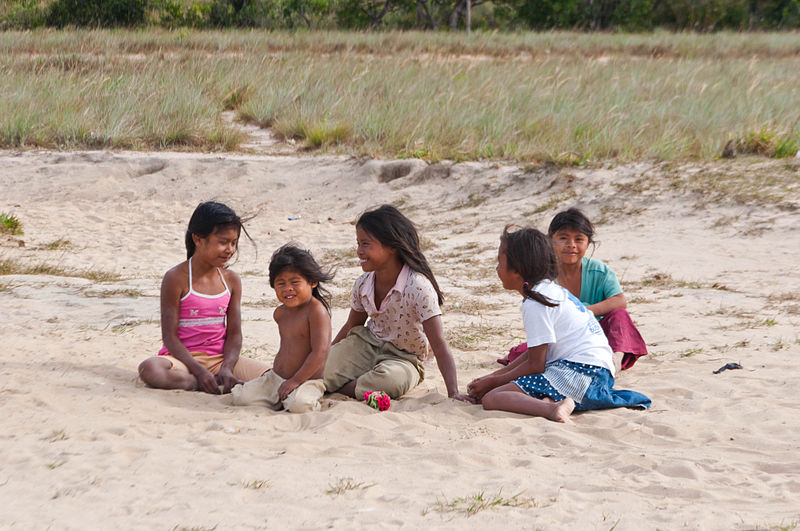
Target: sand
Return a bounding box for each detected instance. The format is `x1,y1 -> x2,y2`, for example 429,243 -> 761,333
1,149 -> 799,530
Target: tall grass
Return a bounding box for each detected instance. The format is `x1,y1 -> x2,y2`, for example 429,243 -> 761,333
2,29 -> 799,161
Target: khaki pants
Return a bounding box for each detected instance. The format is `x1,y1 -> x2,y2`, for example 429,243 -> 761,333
323,326 -> 425,399
232,370 -> 325,413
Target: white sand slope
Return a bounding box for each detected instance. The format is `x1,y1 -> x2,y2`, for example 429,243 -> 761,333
1,150 -> 799,530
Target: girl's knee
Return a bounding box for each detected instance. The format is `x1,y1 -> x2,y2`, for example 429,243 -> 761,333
481,390 -> 500,410
137,357 -> 173,387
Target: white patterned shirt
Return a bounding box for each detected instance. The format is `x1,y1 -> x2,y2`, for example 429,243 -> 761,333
350,265 -> 441,360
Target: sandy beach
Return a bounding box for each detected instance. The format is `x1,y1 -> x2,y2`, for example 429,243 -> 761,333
1,149 -> 799,530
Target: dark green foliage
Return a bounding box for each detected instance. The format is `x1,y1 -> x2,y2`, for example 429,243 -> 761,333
45,0 -> 148,27
2,0 -> 799,31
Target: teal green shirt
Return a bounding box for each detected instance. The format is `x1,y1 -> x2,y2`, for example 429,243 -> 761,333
579,257 -> 623,306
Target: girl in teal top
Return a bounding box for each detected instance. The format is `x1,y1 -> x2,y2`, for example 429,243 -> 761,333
499,208 -> 648,371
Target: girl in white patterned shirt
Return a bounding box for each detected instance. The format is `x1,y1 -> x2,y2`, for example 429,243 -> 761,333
323,205 -> 471,406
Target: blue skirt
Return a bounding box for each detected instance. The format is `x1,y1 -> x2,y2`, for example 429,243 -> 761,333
513,360 -> 651,411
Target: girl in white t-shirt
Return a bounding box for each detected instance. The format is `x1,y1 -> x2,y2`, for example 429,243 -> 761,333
467,226 -> 650,423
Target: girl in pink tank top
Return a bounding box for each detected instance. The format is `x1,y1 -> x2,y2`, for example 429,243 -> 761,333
138,202 -> 269,395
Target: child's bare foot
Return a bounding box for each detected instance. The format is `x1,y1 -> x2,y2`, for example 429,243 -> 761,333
548,397 -> 575,423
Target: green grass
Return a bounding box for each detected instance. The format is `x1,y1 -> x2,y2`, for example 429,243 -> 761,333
1,30 -> 799,161
424,489 -> 539,517
326,477 -> 375,496
0,212 -> 23,235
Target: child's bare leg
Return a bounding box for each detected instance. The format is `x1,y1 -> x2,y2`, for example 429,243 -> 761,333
138,357 -> 197,391
482,383 -> 575,423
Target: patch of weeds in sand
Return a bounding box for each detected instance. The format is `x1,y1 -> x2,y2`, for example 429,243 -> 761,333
0,258 -> 122,281
43,429 -> 68,442
447,297 -> 502,314
750,519 -> 800,531
446,322 -> 510,351
681,348 -> 703,358
237,479 -> 271,490
423,490 -> 538,518
764,318 -> 778,326
83,288 -> 145,298
0,213 -> 23,235
326,478 -> 375,496
319,247 -> 357,268
770,338 -> 789,351
242,299 -> 273,309
629,272 -> 733,292
523,191 -> 577,216
712,340 -> 750,353
39,238 -> 72,251
457,359 -> 502,371
47,461 -> 65,470
627,296 -> 655,304
170,526 -> 218,531
452,193 -> 488,210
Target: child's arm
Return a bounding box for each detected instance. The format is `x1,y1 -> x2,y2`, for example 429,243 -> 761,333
586,293 -> 626,318
219,269 -> 244,393
467,344 -> 548,400
331,309 -> 368,344
161,268 -> 220,394
278,303 -> 332,400
423,315 -> 472,402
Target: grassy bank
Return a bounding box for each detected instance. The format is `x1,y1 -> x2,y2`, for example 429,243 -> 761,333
2,29 -> 799,161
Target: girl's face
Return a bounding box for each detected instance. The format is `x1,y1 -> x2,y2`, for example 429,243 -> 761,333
193,226 -> 239,267
550,228 -> 590,266
356,226 -> 396,272
273,268 -> 317,309
496,245 -> 524,293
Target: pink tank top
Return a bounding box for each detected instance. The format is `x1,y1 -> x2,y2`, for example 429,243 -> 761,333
159,257 -> 231,357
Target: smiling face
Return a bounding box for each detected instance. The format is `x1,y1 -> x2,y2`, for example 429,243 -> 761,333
272,268 -> 317,308
192,225 -> 239,268
550,227 -> 590,266
355,226 -> 396,273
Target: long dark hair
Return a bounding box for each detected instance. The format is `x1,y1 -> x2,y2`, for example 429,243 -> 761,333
269,244 -> 335,313
356,204 -> 443,305
185,201 -> 252,260
548,207 -> 595,243
501,225 -> 559,307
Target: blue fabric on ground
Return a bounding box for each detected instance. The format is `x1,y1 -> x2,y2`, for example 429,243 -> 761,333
514,360 -> 651,411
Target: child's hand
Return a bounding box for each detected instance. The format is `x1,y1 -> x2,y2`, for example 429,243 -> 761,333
278,379 -> 299,401
216,366 -> 242,394
193,367 -> 221,394
451,393 -> 476,404
466,376 -> 494,401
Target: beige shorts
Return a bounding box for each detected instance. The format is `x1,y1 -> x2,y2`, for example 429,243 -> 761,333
160,352 -> 269,382
231,369 -> 325,414
323,326 -> 425,399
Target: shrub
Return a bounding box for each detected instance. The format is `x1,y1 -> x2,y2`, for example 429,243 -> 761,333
0,0 -> 46,30
45,0 -> 148,27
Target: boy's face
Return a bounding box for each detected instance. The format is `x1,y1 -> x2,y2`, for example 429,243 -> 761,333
273,269 -> 317,308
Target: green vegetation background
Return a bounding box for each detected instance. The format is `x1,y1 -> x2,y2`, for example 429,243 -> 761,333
2,0 -> 800,31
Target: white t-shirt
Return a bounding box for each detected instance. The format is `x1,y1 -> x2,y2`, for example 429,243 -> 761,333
521,279 -> 614,374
